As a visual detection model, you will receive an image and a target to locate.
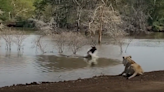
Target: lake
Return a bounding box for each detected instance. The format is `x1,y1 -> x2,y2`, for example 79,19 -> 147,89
0,33 -> 164,87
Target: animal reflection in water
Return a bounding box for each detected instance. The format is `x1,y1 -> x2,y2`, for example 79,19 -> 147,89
84,46 -> 98,67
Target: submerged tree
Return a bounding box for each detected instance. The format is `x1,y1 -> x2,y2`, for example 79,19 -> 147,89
33,35 -> 47,54
0,29 -> 14,51
53,31 -> 87,55
67,32 -> 87,54
12,30 -> 27,51
53,32 -> 68,53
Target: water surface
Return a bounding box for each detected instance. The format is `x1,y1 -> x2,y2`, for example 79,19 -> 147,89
0,34 -> 164,87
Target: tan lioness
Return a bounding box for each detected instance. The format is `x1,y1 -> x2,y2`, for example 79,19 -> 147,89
119,56 -> 144,79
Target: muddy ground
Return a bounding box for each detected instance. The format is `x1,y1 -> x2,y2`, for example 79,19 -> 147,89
0,70 -> 164,92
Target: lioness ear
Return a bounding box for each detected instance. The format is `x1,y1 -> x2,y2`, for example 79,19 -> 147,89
129,56 -> 132,58
122,56 -> 125,59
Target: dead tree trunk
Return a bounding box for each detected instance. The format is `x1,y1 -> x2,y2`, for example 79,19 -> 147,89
98,6 -> 104,44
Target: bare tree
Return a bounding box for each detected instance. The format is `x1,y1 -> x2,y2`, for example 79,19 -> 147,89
29,17 -> 57,35
87,0 -> 109,44
67,32 -> 87,54
88,0 -> 126,44
88,0 -> 126,52
33,35 -> 47,54
122,6 -> 148,34
0,29 -> 14,50
0,23 -> 4,31
0,9 -> 4,31
53,31 -> 88,55
53,32 -> 68,53
12,30 -> 27,51
73,0 -> 83,32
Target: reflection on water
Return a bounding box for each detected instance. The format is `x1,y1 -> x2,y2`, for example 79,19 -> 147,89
0,34 -> 164,87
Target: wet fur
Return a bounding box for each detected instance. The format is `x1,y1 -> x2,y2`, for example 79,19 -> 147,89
119,56 -> 144,79
84,46 -> 98,67
84,46 -> 97,59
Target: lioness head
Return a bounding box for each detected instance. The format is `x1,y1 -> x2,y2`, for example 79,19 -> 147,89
122,56 -> 132,66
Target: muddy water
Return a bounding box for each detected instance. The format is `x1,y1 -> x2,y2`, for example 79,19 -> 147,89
0,34 -> 164,87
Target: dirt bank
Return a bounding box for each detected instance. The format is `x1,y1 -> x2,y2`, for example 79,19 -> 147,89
1,70 -> 164,92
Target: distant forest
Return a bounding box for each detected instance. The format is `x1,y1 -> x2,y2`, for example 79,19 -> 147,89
0,0 -> 164,32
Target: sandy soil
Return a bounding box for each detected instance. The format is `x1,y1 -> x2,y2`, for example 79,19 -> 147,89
1,70 -> 164,92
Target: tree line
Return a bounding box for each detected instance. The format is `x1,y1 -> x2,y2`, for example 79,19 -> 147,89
0,0 -> 164,32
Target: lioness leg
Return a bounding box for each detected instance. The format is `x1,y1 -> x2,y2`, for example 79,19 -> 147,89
125,66 -> 134,77
128,72 -> 137,79
118,66 -> 131,76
